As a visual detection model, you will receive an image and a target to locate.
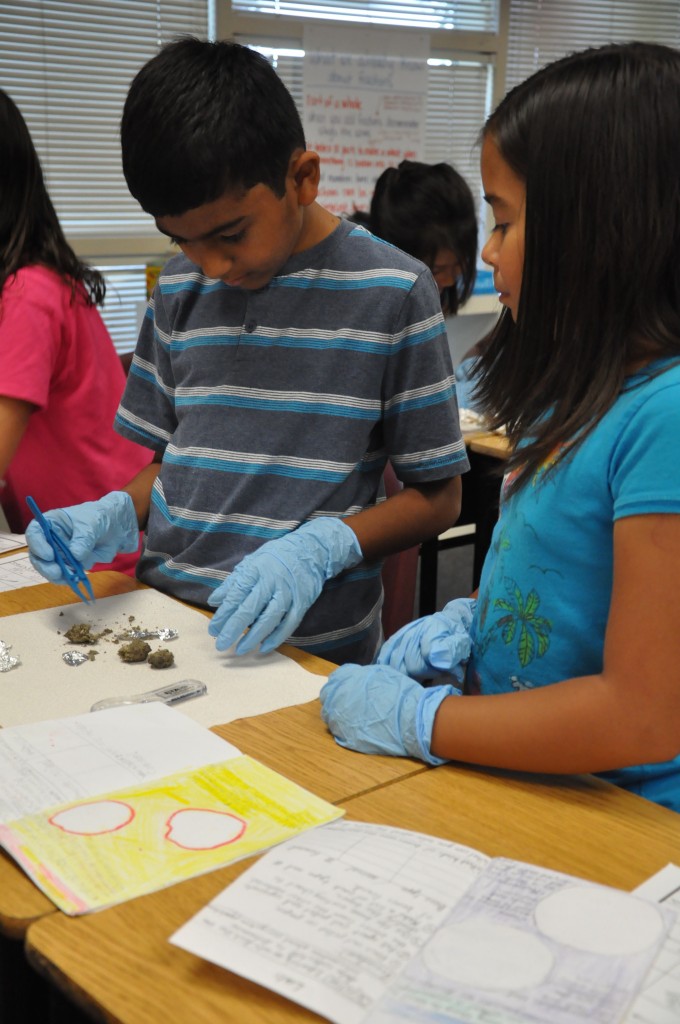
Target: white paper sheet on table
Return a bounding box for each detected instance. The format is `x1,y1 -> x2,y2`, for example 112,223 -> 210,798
0,701 -> 239,825
625,863 -> 680,1023
171,819 -> 672,1024
0,701 -> 342,915
0,589 -> 326,727
0,532 -> 27,555
0,550 -> 44,590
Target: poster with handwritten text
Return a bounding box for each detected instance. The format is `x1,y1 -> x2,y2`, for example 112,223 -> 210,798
303,25 -> 428,217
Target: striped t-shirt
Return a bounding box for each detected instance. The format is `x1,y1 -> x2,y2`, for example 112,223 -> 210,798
115,218 -> 468,663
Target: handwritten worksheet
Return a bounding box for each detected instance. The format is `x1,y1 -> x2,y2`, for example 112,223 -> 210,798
626,863 -> 680,1023
0,532 -> 26,554
171,819 -> 672,1024
0,550 -> 44,591
0,702 -> 237,824
0,703 -> 342,915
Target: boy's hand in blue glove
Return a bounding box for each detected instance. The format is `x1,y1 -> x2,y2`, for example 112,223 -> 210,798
208,518 -> 362,655
26,491 -> 139,582
378,597 -> 477,682
320,663 -> 457,764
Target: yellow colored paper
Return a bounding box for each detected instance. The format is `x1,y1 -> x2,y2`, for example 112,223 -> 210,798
0,756 -> 343,914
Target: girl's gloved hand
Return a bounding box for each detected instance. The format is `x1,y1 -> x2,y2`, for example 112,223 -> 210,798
320,662 -> 458,765
26,491 -> 139,582
377,597 -> 477,682
208,518 -> 362,655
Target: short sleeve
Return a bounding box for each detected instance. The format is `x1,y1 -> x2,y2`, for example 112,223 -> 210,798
0,272 -> 60,408
381,270 -> 469,483
114,287 -> 177,453
610,375 -> 680,518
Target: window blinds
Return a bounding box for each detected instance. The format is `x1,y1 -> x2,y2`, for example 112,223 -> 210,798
230,1 -> 497,32
0,1 -> 210,239
506,0 -> 680,91
94,264 -> 149,355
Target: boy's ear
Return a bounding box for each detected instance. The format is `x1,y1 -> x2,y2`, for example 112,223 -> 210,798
290,150 -> 321,206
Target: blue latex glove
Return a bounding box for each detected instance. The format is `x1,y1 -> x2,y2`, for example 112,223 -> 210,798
378,597 -> 476,682
208,517 -> 362,655
26,491 -> 139,583
320,663 -> 457,765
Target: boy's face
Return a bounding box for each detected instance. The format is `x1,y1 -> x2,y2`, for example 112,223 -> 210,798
155,153 -> 319,290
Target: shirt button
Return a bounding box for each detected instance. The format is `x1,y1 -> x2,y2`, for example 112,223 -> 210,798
244,320 -> 256,333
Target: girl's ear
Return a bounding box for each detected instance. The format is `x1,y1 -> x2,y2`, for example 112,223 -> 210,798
289,150 -> 321,206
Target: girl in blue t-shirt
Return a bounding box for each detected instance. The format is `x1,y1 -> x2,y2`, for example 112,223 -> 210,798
320,41 -> 680,812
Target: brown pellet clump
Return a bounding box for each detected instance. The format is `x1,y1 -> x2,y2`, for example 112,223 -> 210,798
117,639 -> 151,663
148,648 -> 174,669
64,623 -> 99,645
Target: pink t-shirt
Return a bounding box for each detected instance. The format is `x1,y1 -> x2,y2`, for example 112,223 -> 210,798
0,265 -> 151,575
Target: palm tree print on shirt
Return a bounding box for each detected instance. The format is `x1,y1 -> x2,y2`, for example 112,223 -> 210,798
478,576 -> 552,669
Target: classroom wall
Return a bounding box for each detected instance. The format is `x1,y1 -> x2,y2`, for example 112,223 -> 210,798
446,312 -> 499,367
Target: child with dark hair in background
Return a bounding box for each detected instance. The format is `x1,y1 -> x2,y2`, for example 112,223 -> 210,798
360,159 -> 473,315
0,88 -> 150,573
364,159 -> 477,316
26,39 -> 469,666
321,42 -> 680,811
353,159 -> 484,411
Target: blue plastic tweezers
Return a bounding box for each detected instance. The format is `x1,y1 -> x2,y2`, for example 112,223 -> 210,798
26,496 -> 95,605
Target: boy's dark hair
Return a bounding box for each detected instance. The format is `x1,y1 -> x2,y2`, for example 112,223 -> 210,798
475,42 -> 680,493
0,89 -> 105,304
367,160 -> 477,314
121,37 -> 306,217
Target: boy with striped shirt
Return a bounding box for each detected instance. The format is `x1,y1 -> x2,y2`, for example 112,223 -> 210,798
26,38 -> 468,666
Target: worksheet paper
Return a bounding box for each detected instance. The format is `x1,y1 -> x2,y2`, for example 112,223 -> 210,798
0,702 -> 342,915
171,819 -> 671,1024
625,863 -> 680,1023
0,533 -> 26,555
0,550 -> 45,590
0,589 -> 326,727
0,702 -> 238,825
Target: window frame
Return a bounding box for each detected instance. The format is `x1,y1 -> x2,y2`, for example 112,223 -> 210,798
218,0 -> 510,277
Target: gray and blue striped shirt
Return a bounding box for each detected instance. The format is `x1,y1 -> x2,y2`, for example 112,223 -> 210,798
115,219 -> 468,663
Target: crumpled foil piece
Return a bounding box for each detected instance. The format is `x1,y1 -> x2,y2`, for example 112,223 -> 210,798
0,640 -> 20,672
62,650 -> 89,666
118,627 -> 179,642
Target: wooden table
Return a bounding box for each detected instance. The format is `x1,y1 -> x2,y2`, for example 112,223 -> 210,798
0,569 -> 429,1019
25,758 -> 680,1024
466,430 -> 511,460
8,562 -> 680,1024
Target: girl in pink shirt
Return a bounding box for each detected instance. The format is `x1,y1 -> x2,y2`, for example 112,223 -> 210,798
0,89 -> 150,575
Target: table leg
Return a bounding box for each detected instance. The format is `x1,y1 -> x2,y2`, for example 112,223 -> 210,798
469,452 -> 502,589
0,934 -> 51,1021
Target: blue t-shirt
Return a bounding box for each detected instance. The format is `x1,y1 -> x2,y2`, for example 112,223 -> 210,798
455,355 -> 483,413
468,359 -> 680,810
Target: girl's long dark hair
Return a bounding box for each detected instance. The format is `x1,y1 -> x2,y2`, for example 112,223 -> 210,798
475,42 -> 680,493
367,160 -> 477,314
0,89 -> 105,304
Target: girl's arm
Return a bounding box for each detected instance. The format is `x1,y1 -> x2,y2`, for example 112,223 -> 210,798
431,512 -> 680,773
0,396 -> 35,478
344,476 -> 461,560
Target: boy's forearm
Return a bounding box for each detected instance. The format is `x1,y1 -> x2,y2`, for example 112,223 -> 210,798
344,475 -> 461,561
123,456 -> 162,528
